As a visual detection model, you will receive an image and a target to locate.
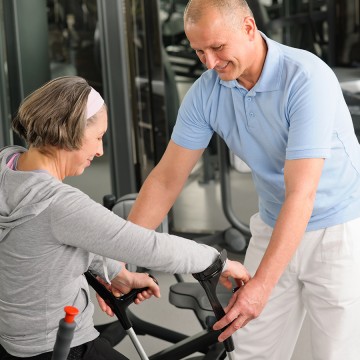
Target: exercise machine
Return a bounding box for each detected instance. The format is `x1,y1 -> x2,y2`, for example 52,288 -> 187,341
92,194 -> 240,359
86,249 -> 237,359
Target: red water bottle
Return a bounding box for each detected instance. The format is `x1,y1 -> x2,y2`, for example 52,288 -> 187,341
51,306 -> 79,360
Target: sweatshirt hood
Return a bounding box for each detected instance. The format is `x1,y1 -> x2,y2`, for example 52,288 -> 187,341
0,146 -> 60,242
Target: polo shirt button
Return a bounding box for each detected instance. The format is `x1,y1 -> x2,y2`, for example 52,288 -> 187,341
247,97 -> 252,101
249,112 -> 254,117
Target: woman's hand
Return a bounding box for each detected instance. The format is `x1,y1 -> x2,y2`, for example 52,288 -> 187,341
220,259 -> 251,290
96,267 -> 161,316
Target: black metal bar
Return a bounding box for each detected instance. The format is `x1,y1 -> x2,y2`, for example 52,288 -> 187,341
129,311 -> 188,343
326,0 -> 336,66
97,0 -> 137,198
217,136 -> 251,237
3,0 -> 50,147
85,271 -> 150,330
143,0 -> 168,164
0,31 -> 10,147
149,329 -> 221,360
193,250 -> 234,353
269,10 -> 328,29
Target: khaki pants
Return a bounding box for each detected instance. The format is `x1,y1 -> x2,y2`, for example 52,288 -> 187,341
230,213 -> 360,360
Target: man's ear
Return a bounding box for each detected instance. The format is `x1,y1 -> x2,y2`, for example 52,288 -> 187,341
243,16 -> 256,38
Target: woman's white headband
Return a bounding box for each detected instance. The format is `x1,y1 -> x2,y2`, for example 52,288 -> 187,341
86,87 -> 104,119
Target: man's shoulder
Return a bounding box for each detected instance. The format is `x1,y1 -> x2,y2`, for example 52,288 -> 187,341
277,42 -> 331,76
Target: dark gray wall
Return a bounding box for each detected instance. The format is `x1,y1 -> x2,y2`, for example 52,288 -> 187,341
0,1 -> 10,147
3,0 -> 50,145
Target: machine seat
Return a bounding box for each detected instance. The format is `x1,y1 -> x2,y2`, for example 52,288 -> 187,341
169,282 -> 233,327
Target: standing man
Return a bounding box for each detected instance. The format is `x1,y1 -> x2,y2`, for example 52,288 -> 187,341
128,0 -> 360,359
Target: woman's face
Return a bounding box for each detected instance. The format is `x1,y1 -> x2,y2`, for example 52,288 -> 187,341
67,107 -> 108,177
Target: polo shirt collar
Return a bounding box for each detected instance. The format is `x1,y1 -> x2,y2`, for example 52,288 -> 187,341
219,32 -> 283,92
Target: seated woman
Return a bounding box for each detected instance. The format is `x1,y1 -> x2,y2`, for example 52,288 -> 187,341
0,76 -> 250,360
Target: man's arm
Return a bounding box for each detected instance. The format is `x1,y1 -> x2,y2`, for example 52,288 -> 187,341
213,157 -> 324,340
128,140 -> 204,229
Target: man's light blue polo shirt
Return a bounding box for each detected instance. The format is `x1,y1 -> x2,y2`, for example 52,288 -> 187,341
172,33 -> 360,231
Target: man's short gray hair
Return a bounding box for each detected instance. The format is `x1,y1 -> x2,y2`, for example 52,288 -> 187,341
184,0 -> 253,25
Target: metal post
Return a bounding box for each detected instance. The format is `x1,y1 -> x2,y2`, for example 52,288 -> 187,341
3,0 -> 50,146
0,1 -> 10,147
326,0 -> 336,66
97,0 -> 137,198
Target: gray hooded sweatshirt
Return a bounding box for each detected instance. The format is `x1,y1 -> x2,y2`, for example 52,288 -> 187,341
0,146 -> 220,357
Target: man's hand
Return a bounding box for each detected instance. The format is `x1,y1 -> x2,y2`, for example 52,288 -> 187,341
96,268 -> 161,317
213,276 -> 272,341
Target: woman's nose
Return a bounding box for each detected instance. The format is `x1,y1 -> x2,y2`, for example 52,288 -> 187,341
96,142 -> 104,157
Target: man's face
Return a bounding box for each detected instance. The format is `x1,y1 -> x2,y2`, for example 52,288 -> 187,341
185,8 -> 254,83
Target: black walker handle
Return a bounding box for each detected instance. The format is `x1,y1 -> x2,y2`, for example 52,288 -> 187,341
192,249 -> 235,353
84,271 -> 158,330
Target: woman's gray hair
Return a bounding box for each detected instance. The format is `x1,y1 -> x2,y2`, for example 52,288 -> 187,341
12,76 -> 102,150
